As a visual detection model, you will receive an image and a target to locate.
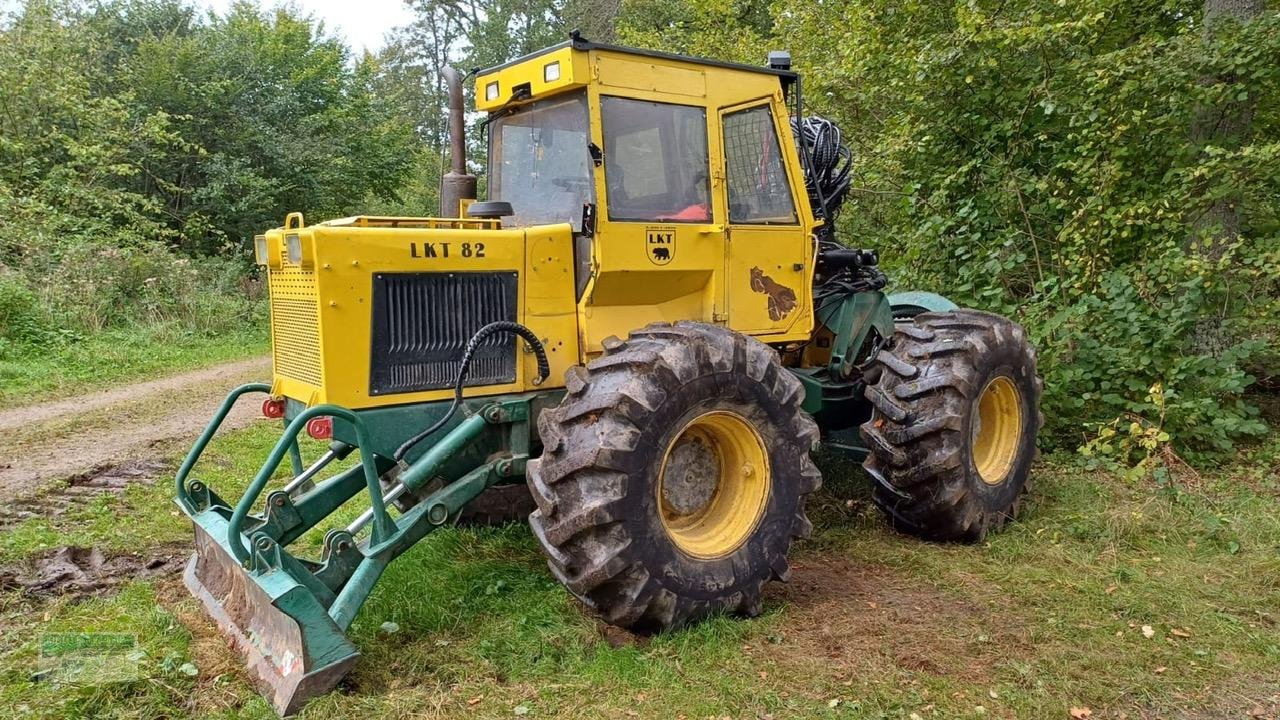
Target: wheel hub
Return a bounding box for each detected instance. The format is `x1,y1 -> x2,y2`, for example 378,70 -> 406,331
657,411 -> 771,559
971,375 -> 1023,485
662,437 -> 721,515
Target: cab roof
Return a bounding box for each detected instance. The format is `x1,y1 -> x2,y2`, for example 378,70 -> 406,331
481,34 -> 797,82
474,33 -> 796,112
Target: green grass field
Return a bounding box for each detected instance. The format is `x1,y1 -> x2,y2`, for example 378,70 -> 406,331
1,424 -> 1277,720
0,323 -> 268,406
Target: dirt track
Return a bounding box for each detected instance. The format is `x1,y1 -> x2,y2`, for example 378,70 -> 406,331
0,357 -> 272,501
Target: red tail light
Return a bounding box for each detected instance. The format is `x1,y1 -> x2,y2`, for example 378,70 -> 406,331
262,398 -> 286,419
306,417 -> 333,440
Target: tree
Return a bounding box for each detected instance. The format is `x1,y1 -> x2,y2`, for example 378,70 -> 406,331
1191,0 -> 1266,253
102,1 -> 421,252
0,0 -> 179,265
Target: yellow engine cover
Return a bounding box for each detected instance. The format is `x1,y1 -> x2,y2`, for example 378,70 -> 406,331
261,215 -> 579,409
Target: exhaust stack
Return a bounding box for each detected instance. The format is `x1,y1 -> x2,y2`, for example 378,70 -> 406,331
440,67 -> 477,217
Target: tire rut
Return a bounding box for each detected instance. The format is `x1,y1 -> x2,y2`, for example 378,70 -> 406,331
0,356 -> 271,502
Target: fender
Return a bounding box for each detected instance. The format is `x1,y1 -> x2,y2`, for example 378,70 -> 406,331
887,290 -> 958,319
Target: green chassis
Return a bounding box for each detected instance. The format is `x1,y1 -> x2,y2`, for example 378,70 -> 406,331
173,288 -> 955,716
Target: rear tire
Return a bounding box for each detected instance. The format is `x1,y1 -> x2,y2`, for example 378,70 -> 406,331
384,478 -> 535,527
527,322 -> 820,632
456,483 -> 536,526
860,309 -> 1043,541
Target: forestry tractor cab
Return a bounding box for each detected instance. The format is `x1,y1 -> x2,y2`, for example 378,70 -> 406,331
175,36 -> 1043,715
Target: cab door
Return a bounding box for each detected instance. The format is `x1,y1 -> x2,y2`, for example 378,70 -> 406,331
718,101 -> 811,338
579,93 -> 726,354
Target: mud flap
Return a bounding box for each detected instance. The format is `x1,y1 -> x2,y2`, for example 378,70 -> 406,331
185,519 -> 358,716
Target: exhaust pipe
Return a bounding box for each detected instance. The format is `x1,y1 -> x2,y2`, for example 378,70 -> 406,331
440,67 -> 477,217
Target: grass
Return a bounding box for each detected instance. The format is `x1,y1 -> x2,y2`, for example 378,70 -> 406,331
1,426 -> 1278,719
0,321 -> 268,406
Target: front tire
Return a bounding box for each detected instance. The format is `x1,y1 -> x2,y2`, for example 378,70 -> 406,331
527,322 -> 821,632
860,309 -> 1043,541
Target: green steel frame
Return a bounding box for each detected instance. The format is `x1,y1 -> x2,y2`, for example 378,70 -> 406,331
174,384 -> 539,715
787,289 -> 958,457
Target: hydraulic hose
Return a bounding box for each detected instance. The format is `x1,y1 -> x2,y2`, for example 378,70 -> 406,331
791,116 -> 854,243
392,321 -> 550,462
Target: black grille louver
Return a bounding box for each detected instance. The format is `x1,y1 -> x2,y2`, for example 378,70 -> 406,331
370,272 -> 518,396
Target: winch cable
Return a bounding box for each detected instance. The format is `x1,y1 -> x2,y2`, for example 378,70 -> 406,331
791,116 -> 853,245
791,116 -> 887,342
393,321 -> 550,462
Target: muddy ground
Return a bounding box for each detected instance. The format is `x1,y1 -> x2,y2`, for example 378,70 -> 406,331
0,357 -> 270,501
0,358 -> 269,599
0,459 -> 189,597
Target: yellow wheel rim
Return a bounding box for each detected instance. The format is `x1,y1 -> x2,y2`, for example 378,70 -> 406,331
657,411 -> 771,559
971,376 -> 1023,485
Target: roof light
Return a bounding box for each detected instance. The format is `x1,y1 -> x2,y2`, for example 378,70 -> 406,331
485,81 -> 500,102
253,235 -> 269,265
543,61 -> 560,82
285,234 -> 303,264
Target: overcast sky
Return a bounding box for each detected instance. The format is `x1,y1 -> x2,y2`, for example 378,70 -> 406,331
201,0 -> 415,53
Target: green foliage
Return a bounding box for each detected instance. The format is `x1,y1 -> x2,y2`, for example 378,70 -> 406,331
0,269 -> 43,345
0,0 -> 423,373
620,0 -> 1280,457
0,1 -> 182,263
617,0 -> 773,62
84,0 -> 420,253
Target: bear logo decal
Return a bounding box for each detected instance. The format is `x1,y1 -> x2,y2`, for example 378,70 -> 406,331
646,227 -> 675,265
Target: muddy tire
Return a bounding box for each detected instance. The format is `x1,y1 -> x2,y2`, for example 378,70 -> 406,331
860,309 -> 1043,542
526,322 -> 821,633
383,478 -> 534,527
455,482 -> 535,526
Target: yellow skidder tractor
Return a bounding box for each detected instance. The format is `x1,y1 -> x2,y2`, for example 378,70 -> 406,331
175,35 -> 1043,714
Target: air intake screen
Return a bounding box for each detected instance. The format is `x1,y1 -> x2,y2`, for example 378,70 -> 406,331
370,272 -> 519,396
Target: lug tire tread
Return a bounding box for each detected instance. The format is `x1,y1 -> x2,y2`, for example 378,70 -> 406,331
527,321 -> 819,632
860,309 -> 1043,542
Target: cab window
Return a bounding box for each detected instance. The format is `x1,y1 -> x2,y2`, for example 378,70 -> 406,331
722,105 -> 797,224
601,96 -> 711,223
489,93 -> 592,231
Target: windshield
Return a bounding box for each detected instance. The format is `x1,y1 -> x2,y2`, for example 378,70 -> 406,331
489,93 -> 592,231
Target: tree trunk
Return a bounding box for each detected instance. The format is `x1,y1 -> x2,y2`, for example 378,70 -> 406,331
1191,0 -> 1264,257
1189,0 -> 1264,356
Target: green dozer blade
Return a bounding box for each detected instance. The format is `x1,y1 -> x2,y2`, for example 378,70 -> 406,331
175,384 -> 531,715
185,513 -> 359,716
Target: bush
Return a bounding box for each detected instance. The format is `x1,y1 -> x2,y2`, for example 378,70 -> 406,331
0,269 -> 43,345
39,242 -> 257,335
760,0 -> 1280,457
1028,249 -> 1268,457
0,239 -> 260,357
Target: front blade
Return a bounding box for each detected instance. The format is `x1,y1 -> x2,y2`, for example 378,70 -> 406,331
186,521 -> 358,716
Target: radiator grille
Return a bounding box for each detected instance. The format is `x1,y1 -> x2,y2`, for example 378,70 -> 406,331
269,269 -> 322,386
370,272 -> 518,396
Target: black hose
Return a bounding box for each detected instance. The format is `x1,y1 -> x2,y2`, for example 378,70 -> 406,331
392,321 -> 550,462
791,116 -> 854,243
789,115 -> 888,329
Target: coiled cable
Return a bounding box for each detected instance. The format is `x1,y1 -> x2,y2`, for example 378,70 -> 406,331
393,321 -> 550,462
791,116 -> 854,243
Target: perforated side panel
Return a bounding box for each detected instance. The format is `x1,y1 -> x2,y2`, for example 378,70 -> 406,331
268,268 -> 322,387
